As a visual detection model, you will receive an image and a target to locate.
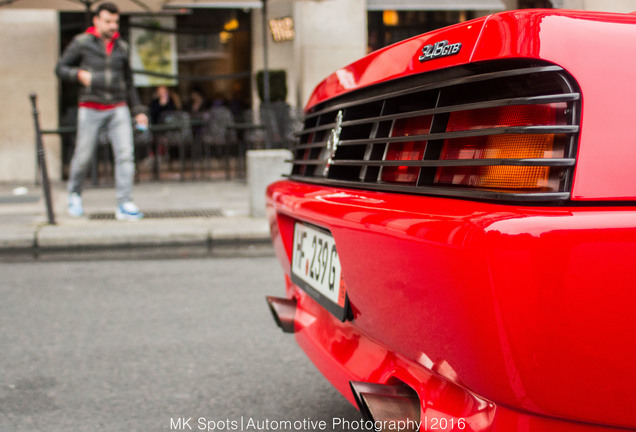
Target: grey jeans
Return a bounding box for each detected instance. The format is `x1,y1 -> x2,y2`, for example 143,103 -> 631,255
68,105 -> 135,205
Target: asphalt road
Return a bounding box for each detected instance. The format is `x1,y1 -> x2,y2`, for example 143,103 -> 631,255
0,256 -> 360,432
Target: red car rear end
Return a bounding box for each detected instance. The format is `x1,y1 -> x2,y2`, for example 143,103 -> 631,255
266,9 -> 636,432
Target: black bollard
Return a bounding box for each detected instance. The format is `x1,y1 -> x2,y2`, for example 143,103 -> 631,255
30,93 -> 56,225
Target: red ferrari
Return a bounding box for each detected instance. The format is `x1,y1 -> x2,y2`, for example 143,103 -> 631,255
266,9 -> 636,432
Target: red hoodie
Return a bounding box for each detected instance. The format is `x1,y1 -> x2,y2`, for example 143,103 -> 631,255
86,26 -> 119,55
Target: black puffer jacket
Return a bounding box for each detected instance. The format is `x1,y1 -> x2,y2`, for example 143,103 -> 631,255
56,27 -> 145,115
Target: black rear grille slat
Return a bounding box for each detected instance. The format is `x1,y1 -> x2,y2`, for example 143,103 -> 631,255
304,65 -> 567,121
296,125 -> 578,151
311,158 -> 576,168
285,176 -> 572,202
297,92 -> 580,138
299,125 -> 577,148
291,60 -> 581,203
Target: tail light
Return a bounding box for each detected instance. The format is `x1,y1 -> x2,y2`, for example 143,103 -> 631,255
381,116 -> 432,184
292,62 -> 580,202
434,104 -> 568,192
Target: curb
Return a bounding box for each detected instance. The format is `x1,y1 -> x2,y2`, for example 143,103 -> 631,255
0,217 -> 273,261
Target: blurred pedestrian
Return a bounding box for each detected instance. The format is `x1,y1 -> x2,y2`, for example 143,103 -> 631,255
149,85 -> 183,163
184,86 -> 209,119
150,85 -> 181,125
184,86 -> 209,150
56,2 -> 147,220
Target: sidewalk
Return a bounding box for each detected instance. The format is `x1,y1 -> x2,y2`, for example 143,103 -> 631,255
0,179 -> 272,261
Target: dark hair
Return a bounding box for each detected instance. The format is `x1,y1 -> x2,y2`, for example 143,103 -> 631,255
94,2 -> 119,16
190,86 -> 205,96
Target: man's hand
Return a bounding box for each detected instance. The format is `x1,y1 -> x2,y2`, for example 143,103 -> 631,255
77,69 -> 92,87
134,113 -> 149,128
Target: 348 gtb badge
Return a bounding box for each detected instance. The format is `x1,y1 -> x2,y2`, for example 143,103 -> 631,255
418,39 -> 462,62
266,9 -> 636,432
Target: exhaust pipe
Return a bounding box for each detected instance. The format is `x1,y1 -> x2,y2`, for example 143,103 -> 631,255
266,296 -> 297,333
350,381 -> 420,432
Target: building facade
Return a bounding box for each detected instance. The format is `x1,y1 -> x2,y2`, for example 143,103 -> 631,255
0,0 -> 633,182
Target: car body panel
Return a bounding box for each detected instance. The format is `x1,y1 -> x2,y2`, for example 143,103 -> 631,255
267,8 -> 636,432
267,180 -> 636,429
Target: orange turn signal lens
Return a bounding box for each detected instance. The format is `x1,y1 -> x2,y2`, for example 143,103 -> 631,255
435,133 -> 555,189
434,104 -> 566,192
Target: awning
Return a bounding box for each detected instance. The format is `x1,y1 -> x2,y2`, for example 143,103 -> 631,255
163,0 -> 263,8
1,0 -> 506,13
0,0 -> 165,13
0,0 -> 264,12
367,0 -> 505,11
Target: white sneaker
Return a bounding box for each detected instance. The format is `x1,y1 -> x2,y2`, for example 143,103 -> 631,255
68,193 -> 84,217
115,201 -> 144,221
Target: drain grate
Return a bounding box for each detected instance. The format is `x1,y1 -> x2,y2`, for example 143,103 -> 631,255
88,208 -> 224,220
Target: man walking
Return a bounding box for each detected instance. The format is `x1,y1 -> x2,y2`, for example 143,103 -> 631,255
56,2 -> 147,220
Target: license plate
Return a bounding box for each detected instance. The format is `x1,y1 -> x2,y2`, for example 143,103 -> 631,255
291,222 -> 348,321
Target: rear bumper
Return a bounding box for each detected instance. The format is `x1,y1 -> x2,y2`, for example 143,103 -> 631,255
278,282 -> 630,432
266,180 -> 636,431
